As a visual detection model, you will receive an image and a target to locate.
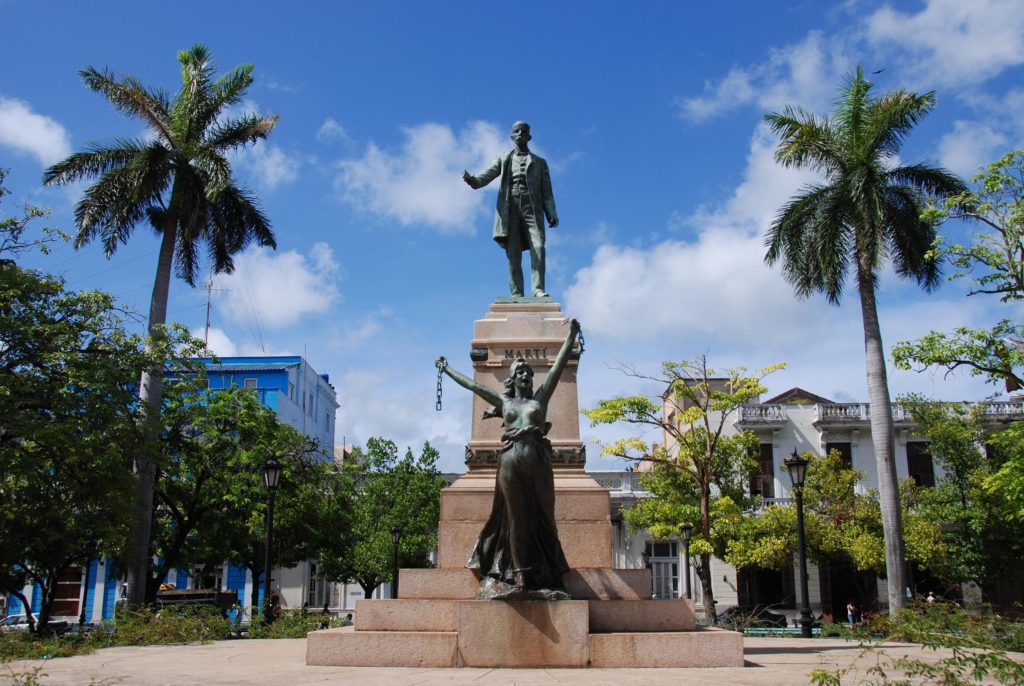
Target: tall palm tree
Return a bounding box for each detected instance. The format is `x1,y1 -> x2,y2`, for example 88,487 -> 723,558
43,45 -> 278,606
763,67 -> 965,614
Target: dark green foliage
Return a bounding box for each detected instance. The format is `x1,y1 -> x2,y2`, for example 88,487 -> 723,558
0,174 -> 158,632
318,438 -> 445,599
246,609 -> 346,639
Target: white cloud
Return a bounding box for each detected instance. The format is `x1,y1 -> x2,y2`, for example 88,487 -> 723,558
0,96 -> 71,166
316,117 -> 350,144
335,120 -> 506,231
566,124 -> 822,347
676,31 -> 851,123
337,366 -> 470,472
938,88 -> 1024,176
190,327 -> 239,357
938,121 -> 1009,178
212,242 -> 340,329
235,141 -> 299,190
866,0 -> 1024,88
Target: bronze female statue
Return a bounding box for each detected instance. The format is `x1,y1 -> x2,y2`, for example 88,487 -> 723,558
435,318 -> 580,600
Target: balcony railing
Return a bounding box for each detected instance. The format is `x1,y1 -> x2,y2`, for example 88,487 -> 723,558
815,401 -> 1024,424
736,404 -> 787,423
589,471 -> 648,494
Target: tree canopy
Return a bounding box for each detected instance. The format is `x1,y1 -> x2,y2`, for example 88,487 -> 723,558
584,356 -> 782,622
0,172 -> 152,631
318,437 -> 445,599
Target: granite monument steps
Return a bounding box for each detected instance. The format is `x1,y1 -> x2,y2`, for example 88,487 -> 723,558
305,301 -> 744,668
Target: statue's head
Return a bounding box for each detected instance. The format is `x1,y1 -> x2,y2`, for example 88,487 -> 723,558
504,357 -> 535,398
511,121 -> 532,146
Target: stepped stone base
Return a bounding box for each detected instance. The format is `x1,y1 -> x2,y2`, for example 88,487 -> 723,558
306,597 -> 742,668
590,629 -> 744,668
306,627 -> 458,668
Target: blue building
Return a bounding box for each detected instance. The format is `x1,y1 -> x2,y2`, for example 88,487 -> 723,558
4,355 -> 338,624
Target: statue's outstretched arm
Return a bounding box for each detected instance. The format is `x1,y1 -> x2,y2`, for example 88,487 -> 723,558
535,319 -> 580,405
462,156 -> 502,190
436,356 -> 504,409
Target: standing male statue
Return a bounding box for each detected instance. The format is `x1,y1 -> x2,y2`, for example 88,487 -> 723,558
463,121 -> 558,298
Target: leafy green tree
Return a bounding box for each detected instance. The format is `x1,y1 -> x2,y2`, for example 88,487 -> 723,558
764,66 -> 966,613
583,357 -> 780,623
900,399 -> 1024,587
893,151 -> 1024,391
0,176 -> 154,631
319,438 -> 445,599
42,45 -> 279,606
725,451 -> 948,605
177,396 -> 346,614
891,151 -> 1024,527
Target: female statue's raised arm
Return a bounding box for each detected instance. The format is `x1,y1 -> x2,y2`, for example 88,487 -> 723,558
436,356 -> 504,410
534,318 -> 580,405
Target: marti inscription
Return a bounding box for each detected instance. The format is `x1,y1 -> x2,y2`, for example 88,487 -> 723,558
505,348 -> 549,360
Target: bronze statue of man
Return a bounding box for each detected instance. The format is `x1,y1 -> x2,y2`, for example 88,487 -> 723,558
463,121 -> 558,298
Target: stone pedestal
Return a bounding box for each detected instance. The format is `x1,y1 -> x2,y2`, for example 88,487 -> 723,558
306,300 -> 744,669
465,301 -> 585,470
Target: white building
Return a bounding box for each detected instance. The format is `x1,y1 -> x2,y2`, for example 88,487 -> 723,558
593,387 -> 1024,620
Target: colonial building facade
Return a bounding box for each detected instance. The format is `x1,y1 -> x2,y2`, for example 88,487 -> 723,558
593,387 -> 1024,621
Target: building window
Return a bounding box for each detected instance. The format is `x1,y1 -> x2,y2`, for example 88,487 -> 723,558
826,442 -> 853,469
649,541 -> 679,599
750,443 -> 775,498
289,382 -> 295,402
243,378 -> 258,389
907,442 -> 935,487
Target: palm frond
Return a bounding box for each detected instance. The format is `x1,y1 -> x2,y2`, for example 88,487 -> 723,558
834,66 -> 872,150
764,109 -> 844,177
43,138 -> 150,186
172,45 -> 217,148
884,185 -> 941,289
208,184 -> 276,260
766,184 -> 852,303
865,90 -> 937,158
204,114 -> 279,152
79,67 -> 173,142
194,65 -> 255,133
72,168 -> 150,253
885,163 -> 966,198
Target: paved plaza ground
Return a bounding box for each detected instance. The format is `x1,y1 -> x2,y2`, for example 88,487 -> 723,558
7,636 -> 1016,686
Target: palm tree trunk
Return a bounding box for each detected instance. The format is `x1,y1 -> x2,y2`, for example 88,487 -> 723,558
125,220 -> 176,607
857,266 -> 906,615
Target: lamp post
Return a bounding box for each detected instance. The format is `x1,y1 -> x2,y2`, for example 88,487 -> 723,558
262,457 -> 282,624
680,523 -> 693,600
390,526 -> 401,600
785,448 -> 814,638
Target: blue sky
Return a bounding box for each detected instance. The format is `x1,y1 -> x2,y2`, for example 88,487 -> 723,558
2,0 -> 1023,472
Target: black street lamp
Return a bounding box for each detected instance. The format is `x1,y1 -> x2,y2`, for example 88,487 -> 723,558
680,523 -> 693,600
785,448 -> 814,638
390,526 -> 401,600
262,457 -> 282,624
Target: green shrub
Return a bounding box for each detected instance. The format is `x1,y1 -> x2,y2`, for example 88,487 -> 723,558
99,605 -> 232,646
246,609 -> 345,639
0,631 -> 96,661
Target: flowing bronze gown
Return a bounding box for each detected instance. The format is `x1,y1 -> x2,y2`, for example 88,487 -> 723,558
467,425 -> 569,591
